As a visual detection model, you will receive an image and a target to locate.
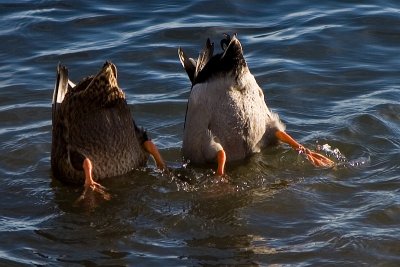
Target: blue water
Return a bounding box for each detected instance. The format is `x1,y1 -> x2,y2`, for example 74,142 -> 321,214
1,1 -> 399,266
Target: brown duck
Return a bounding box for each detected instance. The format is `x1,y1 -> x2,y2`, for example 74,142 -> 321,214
51,61 -> 165,197
178,34 -> 333,175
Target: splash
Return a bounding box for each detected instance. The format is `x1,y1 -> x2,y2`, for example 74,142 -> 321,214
317,144 -> 347,162
316,143 -> 370,168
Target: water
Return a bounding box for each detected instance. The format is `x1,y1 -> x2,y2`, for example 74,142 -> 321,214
1,1 -> 399,265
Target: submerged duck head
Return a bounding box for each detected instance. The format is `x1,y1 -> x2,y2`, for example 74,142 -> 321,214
178,33 -> 249,86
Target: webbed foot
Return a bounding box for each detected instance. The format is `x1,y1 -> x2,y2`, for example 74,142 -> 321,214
275,130 -> 334,168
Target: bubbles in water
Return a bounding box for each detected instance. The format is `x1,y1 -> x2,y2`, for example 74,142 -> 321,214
316,143 -> 370,168
182,159 -> 190,169
317,143 -> 347,162
345,157 -> 370,167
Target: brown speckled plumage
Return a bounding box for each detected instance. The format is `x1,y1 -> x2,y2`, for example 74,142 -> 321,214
51,61 -> 148,184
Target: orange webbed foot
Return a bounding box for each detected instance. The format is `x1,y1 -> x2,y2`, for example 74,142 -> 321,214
82,179 -> 111,201
299,146 -> 334,168
76,158 -> 111,204
275,130 -> 334,168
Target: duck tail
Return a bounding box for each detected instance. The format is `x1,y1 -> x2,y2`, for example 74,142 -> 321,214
178,38 -> 214,85
52,63 -> 69,123
178,47 -> 196,84
52,63 -> 69,105
194,38 -> 214,79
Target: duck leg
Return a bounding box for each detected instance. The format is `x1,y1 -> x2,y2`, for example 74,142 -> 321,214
216,149 -> 226,175
275,130 -> 334,167
143,140 -> 166,170
202,129 -> 226,176
78,158 -> 111,201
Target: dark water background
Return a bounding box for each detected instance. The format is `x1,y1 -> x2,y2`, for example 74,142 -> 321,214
1,1 -> 399,266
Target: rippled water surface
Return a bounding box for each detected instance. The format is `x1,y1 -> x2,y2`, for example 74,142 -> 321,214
1,1 -> 399,266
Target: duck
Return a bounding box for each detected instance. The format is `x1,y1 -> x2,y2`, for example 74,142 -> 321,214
51,61 -> 165,199
178,34 -> 333,175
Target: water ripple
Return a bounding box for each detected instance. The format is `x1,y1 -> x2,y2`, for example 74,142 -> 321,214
0,0 -> 399,265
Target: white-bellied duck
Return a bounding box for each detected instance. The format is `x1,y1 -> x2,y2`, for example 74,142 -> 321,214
178,34 -> 333,175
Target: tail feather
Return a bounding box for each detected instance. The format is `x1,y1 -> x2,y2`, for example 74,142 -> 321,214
52,64 -> 69,104
178,47 -> 196,84
52,64 -> 69,123
178,38 -> 214,85
194,38 -> 214,80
